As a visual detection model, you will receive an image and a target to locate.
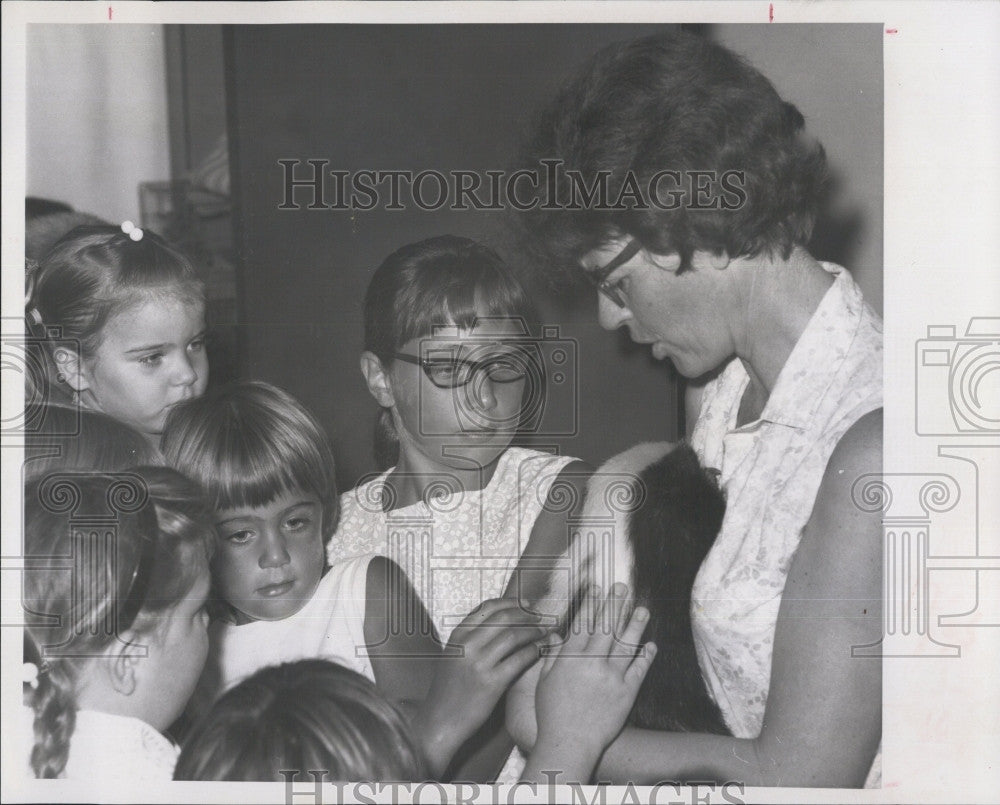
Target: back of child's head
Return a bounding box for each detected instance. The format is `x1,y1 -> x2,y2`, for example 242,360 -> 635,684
22,404 -> 162,483
24,223 -> 204,405
160,380 -> 339,542
364,235 -> 537,468
174,659 -> 426,781
23,466 -> 214,778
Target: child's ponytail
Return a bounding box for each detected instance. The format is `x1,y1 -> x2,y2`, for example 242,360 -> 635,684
25,640 -> 77,779
24,259 -> 74,409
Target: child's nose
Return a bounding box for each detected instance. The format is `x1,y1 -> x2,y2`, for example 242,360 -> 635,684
173,353 -> 199,387
258,531 -> 291,569
470,375 -> 498,411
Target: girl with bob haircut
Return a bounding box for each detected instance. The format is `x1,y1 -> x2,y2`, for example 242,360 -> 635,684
25,223 -> 209,442
336,234 -> 590,779
161,380 -> 550,781
22,467 -> 214,781
340,234 -> 589,643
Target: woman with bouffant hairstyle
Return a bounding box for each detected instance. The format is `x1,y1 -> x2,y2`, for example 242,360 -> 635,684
509,30 -> 882,788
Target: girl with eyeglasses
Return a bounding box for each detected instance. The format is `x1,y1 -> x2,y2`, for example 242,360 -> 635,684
21,468 -> 214,781
330,235 -> 589,780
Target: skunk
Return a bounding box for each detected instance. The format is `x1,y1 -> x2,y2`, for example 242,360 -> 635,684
537,441 -> 730,734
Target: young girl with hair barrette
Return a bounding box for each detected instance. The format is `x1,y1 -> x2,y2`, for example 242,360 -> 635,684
22,467 -> 214,782
24,222 -> 209,444
331,235 -> 590,779
161,380 -> 547,781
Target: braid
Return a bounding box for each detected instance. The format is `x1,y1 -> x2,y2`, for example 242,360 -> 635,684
28,664 -> 77,778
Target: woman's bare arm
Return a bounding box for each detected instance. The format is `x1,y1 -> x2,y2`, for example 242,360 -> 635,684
591,410 -> 884,786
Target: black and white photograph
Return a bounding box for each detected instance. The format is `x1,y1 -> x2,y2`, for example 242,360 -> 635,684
2,3 -> 997,803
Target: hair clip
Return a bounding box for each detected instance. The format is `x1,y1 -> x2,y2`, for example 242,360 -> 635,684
121,220 -> 144,242
23,661 -> 45,690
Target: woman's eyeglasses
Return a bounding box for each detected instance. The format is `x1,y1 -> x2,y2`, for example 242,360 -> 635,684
587,239 -> 642,309
390,350 -> 530,389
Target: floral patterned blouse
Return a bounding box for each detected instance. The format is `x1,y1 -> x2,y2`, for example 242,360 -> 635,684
690,264 -> 882,784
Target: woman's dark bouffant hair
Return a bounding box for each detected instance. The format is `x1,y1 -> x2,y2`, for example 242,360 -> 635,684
174,659 -> 427,781
515,30 -> 829,284
364,235 -> 537,469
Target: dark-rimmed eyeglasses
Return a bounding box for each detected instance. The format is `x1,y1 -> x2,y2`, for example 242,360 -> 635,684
390,350 -> 530,389
586,239 -> 642,309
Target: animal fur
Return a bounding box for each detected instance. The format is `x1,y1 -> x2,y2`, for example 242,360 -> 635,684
537,441 -> 730,734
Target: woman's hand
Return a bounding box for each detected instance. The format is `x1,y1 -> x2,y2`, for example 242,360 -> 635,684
413,598 -> 547,777
522,583 -> 655,783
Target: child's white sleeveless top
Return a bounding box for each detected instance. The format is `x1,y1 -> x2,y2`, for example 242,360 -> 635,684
331,446 -> 575,644
690,264 -> 882,785
209,555 -> 375,696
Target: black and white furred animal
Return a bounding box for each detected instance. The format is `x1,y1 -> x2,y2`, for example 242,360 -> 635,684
536,442 -> 730,735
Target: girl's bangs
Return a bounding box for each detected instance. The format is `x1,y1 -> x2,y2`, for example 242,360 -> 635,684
399,260 -> 535,346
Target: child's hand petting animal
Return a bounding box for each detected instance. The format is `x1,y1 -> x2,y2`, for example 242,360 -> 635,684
413,598 -> 547,777
521,583 -> 656,784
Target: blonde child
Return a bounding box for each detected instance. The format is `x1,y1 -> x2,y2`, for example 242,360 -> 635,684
160,381 -> 545,779
22,467 -> 214,781
25,222 -> 209,443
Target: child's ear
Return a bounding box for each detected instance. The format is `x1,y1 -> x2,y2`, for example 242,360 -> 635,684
108,644 -> 138,697
53,345 -> 91,392
360,351 -> 395,408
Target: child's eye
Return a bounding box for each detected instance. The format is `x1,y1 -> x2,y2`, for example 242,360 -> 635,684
188,337 -> 206,353
138,352 -> 164,367
427,362 -> 459,381
224,529 -> 254,544
284,517 -> 311,531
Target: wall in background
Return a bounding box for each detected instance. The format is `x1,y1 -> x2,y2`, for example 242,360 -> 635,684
226,24 -> 686,491
713,23 -> 883,313
226,23 -> 883,492
26,25 -> 170,223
